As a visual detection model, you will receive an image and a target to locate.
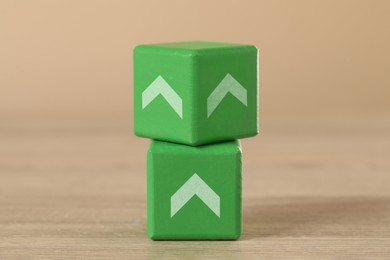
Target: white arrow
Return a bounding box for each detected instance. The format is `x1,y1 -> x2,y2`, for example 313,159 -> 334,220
142,75 -> 183,118
207,73 -> 247,118
171,173 -> 220,218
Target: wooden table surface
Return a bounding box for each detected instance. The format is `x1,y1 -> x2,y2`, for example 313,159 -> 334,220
1,114 -> 390,259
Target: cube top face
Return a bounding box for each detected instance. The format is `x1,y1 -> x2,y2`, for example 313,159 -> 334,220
149,138 -> 242,155
147,140 -> 242,240
134,41 -> 258,146
136,41 -> 253,51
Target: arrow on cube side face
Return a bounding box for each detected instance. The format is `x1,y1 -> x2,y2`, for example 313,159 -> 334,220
207,73 -> 247,118
170,173 -> 220,218
142,75 -> 183,118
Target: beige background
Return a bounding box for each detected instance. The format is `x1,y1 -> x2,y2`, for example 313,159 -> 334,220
1,0 -> 389,121
1,1 -> 390,259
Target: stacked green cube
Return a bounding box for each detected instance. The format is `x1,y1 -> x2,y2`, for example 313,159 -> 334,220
133,41 -> 258,240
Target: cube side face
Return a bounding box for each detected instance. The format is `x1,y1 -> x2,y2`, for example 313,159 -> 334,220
146,148 -> 156,239
147,141 -> 242,240
194,47 -> 258,145
134,46 -> 195,145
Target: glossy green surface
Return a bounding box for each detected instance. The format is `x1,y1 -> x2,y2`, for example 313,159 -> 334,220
134,41 -> 258,146
147,140 -> 242,240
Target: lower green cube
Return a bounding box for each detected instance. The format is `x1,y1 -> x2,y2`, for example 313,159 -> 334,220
147,140 -> 242,240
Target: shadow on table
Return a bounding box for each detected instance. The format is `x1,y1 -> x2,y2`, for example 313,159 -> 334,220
146,240 -> 243,260
242,196 -> 390,240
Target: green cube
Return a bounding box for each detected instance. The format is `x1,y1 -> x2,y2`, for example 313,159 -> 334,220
147,140 -> 242,240
134,41 -> 258,146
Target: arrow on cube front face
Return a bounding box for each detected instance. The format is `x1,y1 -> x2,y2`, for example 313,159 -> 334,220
207,73 -> 247,118
171,173 -> 220,218
142,75 -> 183,118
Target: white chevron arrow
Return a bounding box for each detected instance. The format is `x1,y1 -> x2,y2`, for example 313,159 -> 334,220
207,73 -> 247,118
171,173 -> 220,218
142,75 -> 183,118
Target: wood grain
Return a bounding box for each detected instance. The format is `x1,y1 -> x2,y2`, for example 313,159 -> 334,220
1,114 -> 390,259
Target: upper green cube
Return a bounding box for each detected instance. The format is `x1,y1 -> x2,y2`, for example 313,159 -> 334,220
134,41 -> 258,146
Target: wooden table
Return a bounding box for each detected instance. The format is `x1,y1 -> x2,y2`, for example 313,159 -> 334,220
1,114 -> 390,259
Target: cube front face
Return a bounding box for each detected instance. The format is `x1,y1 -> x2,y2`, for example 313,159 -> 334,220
134,42 -> 258,146
134,46 -> 195,144
147,140 -> 242,240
